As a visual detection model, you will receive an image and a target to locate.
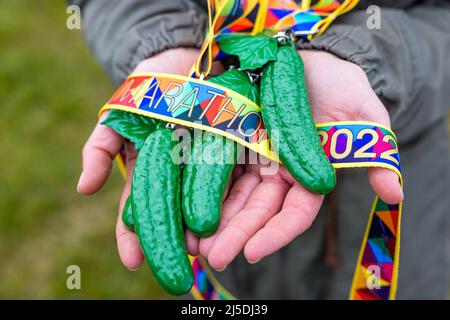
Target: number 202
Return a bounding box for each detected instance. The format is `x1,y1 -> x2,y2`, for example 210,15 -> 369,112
318,128 -> 399,165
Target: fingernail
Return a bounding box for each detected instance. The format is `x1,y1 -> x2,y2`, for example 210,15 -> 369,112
128,267 -> 140,272
215,265 -> 227,272
77,171 -> 85,193
248,258 -> 261,264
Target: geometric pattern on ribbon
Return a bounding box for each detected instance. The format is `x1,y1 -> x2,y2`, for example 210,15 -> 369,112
215,0 -> 346,35
103,74 -> 274,160
190,258 -> 232,300
107,74 -> 266,143
318,123 -> 401,174
212,0 -> 349,59
191,258 -> 218,300
191,257 -> 234,300
350,199 -> 401,300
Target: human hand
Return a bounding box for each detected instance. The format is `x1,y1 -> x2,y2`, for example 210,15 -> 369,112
77,48 -> 214,270
196,50 -> 404,271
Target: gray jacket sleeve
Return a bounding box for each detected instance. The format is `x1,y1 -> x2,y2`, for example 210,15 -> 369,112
70,0 -> 208,85
297,1 -> 450,141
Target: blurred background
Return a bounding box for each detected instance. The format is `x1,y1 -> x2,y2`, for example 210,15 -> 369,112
0,1 -> 167,298
0,1 -> 449,300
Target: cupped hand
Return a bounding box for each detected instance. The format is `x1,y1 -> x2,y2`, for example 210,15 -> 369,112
77,48 -> 213,270
79,49 -> 403,273
197,50 -> 404,271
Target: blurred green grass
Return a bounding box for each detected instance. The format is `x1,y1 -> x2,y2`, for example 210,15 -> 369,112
0,1 -> 167,298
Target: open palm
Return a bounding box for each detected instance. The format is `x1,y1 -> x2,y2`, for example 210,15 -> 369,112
195,50 -> 403,271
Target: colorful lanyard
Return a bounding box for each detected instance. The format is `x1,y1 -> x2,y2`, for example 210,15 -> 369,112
100,0 -> 403,300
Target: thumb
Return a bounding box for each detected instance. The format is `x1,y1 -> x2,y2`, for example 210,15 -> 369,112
359,93 -> 403,205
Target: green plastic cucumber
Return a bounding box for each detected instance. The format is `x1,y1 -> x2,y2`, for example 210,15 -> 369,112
131,125 -> 193,295
122,193 -> 134,229
261,42 -> 336,194
181,69 -> 259,237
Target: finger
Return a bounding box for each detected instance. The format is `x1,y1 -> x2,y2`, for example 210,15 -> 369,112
222,164 -> 245,204
368,168 -> 403,205
244,183 -> 323,263
116,189 -> 144,270
351,94 -> 403,204
207,177 -> 290,271
185,230 -> 200,256
198,167 -> 261,258
78,112 -> 124,195
115,148 -> 144,270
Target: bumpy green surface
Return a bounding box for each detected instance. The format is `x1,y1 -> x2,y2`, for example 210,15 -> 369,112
132,126 -> 193,295
182,133 -> 236,237
122,192 -> 134,229
182,70 -> 259,237
261,44 -> 336,195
